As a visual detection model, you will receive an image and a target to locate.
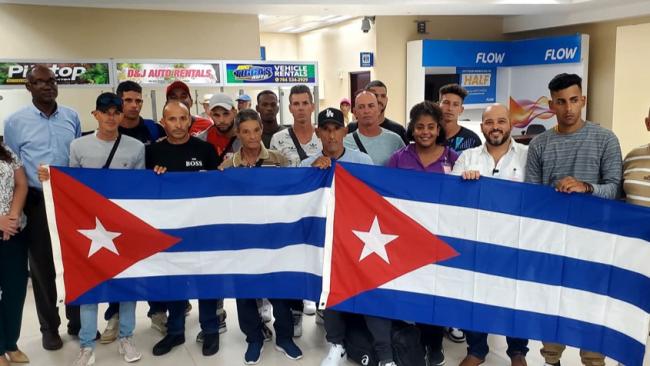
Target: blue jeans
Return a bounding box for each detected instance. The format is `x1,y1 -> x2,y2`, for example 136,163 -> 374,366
465,331 -> 529,360
80,302 -> 136,349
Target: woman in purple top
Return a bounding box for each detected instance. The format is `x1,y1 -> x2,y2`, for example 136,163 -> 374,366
386,101 -> 458,173
386,100 -> 455,365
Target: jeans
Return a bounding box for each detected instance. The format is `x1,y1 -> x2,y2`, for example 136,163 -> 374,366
465,331 -> 528,359
237,298 -> 292,343
80,302 -> 135,349
323,310 -> 394,361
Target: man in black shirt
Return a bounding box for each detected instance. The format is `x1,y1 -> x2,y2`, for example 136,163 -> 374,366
116,81 -> 165,145
347,80 -> 408,144
439,83 -> 482,153
146,101 -> 220,358
257,90 -> 286,148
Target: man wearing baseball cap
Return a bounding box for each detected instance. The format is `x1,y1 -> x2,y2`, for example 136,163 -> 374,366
301,108 -> 372,168
206,93 -> 241,164
302,108 -> 383,366
200,93 -> 213,120
38,92 -> 145,366
236,94 -> 252,111
165,81 -> 213,141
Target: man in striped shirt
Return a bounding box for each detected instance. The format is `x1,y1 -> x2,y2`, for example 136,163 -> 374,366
525,73 -> 622,366
623,108 -> 650,207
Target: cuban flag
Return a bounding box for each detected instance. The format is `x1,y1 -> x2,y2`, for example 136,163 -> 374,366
43,166 -> 330,306
43,163 -> 650,366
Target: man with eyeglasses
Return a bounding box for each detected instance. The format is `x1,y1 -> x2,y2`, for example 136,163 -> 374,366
4,65 -> 82,351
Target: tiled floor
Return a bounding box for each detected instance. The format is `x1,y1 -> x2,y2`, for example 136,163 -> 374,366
14,289 -> 647,366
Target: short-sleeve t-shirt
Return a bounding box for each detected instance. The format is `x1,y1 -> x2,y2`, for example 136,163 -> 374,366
145,137 -> 220,172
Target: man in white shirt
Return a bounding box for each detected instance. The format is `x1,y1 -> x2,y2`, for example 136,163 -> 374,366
451,103 -> 528,366
270,85 -> 321,168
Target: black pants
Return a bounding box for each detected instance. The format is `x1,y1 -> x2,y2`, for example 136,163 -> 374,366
0,230 -> 28,354
24,188 -> 79,334
324,309 -> 394,361
418,324 -> 444,352
237,298 -> 292,343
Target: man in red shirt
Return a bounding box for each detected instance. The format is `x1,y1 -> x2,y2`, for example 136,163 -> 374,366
205,93 -> 240,164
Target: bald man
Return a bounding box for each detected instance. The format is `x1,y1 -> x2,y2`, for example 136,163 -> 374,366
451,104 -> 529,366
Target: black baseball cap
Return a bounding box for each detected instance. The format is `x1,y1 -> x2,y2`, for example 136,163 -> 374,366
95,92 -> 123,113
318,108 -> 345,128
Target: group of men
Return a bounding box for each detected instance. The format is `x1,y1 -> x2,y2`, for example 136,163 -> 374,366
2,64 -> 644,366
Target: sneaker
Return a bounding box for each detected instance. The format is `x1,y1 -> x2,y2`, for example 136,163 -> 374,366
303,300 -> 317,315
100,314 -> 119,344
196,331 -> 204,343
292,310 -> 303,338
185,301 -> 192,316
446,327 -> 465,343
262,323 -> 273,342
202,332 -> 219,356
315,309 -> 325,325
152,334 -> 185,356
425,346 -> 445,366
378,361 -> 397,366
320,343 -> 346,366
218,309 -> 227,334
150,312 -> 167,334
260,300 -> 272,323
244,342 -> 264,365
275,338 -> 303,360
72,347 -> 95,366
118,336 -> 142,363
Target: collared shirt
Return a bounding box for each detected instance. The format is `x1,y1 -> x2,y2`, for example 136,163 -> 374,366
300,148 -> 373,167
387,144 -> 458,173
221,142 -> 288,168
4,104 -> 81,189
452,138 -> 528,182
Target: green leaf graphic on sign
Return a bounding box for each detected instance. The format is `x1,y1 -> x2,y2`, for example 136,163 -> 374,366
0,63 -> 9,84
81,64 -> 109,84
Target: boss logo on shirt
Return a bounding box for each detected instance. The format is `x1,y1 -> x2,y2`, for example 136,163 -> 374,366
186,159 -> 203,167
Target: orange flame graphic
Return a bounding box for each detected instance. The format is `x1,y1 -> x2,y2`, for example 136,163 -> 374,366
509,96 -> 555,129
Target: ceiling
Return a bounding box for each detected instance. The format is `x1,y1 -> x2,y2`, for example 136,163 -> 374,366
1,0 -> 649,33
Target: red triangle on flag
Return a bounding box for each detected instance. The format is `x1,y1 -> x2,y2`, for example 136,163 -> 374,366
48,168 -> 180,303
325,164 -> 458,307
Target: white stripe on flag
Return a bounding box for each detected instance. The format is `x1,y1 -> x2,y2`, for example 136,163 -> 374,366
379,264 -> 650,344
387,198 -> 650,278
111,188 -> 330,229
115,244 -> 323,278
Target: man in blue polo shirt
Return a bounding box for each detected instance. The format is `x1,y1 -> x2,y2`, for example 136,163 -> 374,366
4,65 -> 82,351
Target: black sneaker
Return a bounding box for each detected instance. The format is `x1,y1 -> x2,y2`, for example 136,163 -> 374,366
153,334 -> 185,356
202,332 -> 219,356
42,331 -> 63,351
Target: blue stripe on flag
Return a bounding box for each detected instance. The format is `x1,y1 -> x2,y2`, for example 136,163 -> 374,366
162,217 -> 326,252
72,273 -> 322,305
340,162 -> 650,242
438,236 -> 650,312
333,288 -> 643,366
52,166 -> 333,199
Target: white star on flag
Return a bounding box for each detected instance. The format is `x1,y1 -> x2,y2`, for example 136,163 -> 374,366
78,217 -> 122,258
353,216 -> 398,264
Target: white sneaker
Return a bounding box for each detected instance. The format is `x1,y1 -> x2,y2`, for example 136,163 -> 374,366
260,299 -> 273,323
320,343 -> 346,366
445,327 -> 465,343
150,312 -> 167,334
292,310 -> 303,338
118,336 -> 142,363
303,300 -> 317,315
72,347 -> 95,366
100,314 -> 119,344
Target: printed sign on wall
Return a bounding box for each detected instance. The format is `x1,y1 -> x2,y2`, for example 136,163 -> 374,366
115,62 -> 221,85
225,63 -> 317,85
0,61 -> 111,87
